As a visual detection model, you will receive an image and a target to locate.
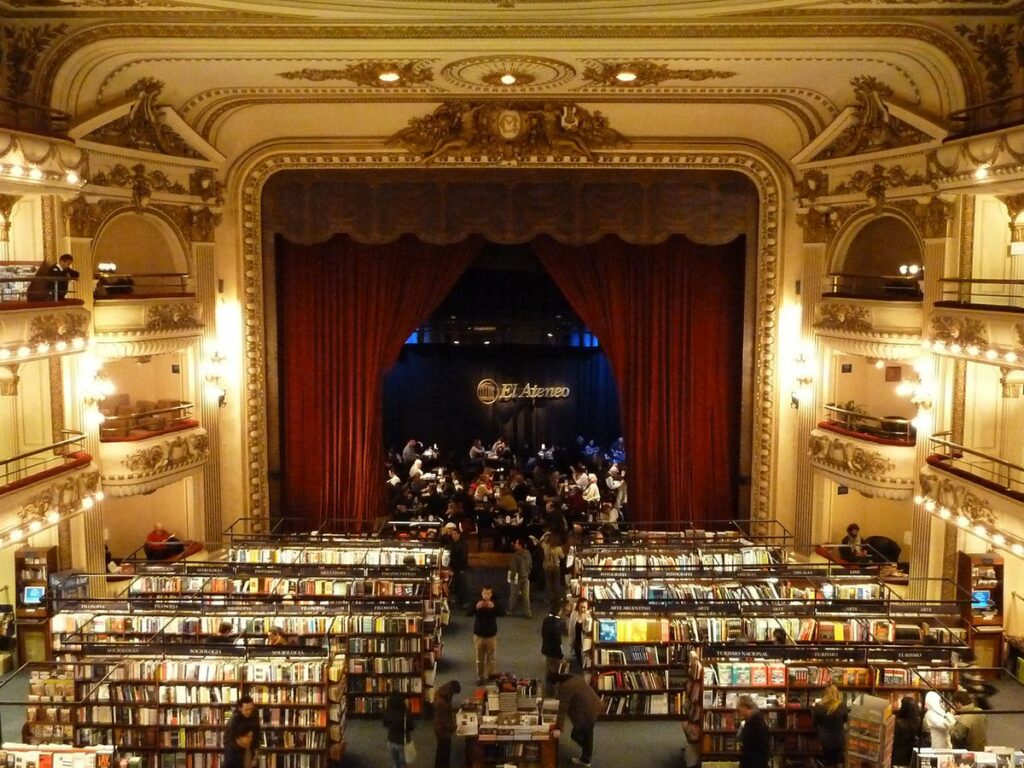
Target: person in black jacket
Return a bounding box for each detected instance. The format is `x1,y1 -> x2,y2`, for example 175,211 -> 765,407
46,254 -> 80,300
468,585 -> 503,683
541,606 -> 566,693
222,723 -> 255,768
226,695 -> 261,761
811,685 -> 848,768
892,696 -> 921,768
737,695 -> 770,768
382,693 -> 414,768
445,527 -> 470,607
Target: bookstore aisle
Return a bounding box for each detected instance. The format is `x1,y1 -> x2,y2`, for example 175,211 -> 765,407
341,566 -> 684,768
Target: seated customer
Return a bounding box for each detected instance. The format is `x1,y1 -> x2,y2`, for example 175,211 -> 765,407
839,523 -> 871,563
144,522 -> 186,561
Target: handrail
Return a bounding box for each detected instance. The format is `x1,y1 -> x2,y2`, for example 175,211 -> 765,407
823,273 -> 922,301
936,277 -> 1024,310
822,404 -> 914,443
0,431 -> 87,490
949,92 -> 1024,137
0,94 -> 72,137
930,432 -> 1024,492
102,401 -> 194,424
94,272 -> 192,299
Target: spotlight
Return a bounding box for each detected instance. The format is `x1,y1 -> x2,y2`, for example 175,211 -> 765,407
956,515 -> 970,528
914,495 -> 924,505
9,529 -> 23,541
0,349 -> 9,360
483,340 -> 491,345
874,360 -> 885,369
973,524 -> 986,537
17,346 -> 30,357
9,165 -> 24,177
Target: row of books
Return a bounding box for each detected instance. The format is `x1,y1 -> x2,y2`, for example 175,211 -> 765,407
347,656 -> 419,674
128,575 -> 431,598
228,546 -> 443,566
598,692 -> 691,716
592,645 -> 684,666
582,579 -> 882,603
0,745 -> 114,768
593,668 -> 689,691
577,547 -> 778,569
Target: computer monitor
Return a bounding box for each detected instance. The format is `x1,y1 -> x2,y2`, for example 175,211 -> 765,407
23,586 -> 45,605
971,589 -> 991,610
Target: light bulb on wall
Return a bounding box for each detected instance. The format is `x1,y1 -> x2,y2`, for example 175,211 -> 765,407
204,348 -> 228,408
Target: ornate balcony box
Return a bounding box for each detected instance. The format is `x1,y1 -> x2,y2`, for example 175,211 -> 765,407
813,298 -> 922,360
92,297 -> 203,359
808,427 -> 916,500
0,305 -> 91,365
920,468 -> 1024,544
926,307 -> 1024,371
99,425 -> 209,497
0,456 -> 101,538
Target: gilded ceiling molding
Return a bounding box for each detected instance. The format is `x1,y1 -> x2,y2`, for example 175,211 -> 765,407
954,22 -> 1023,105
232,143 -> 785,530
389,101 -> 627,163
796,207 -> 833,245
815,75 -> 931,161
0,23 -> 67,100
277,60 -> 435,87
580,60 -> 737,87
440,56 -> 575,91
832,163 -> 930,210
64,197 -> 127,239
34,22 -> 982,106
90,162 -> 189,207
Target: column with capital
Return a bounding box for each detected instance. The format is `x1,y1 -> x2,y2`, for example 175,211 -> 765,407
192,239 -> 223,548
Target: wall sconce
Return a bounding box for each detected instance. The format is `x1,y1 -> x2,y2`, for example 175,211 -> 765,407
1010,222 -> 1024,258
82,367 -> 115,427
204,349 -> 227,408
791,352 -> 814,408
897,363 -> 933,430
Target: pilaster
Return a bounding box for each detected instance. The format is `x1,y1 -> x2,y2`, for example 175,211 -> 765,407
192,241 -> 222,547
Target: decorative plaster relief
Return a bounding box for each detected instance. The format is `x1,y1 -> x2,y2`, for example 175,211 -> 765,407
920,472 -> 998,528
100,427 -> 209,496
816,303 -> 872,333
277,60 -> 435,87
809,432 -> 894,479
144,301 -> 202,331
580,60 -> 736,88
9,468 -> 101,526
440,56 -> 575,91
930,315 -> 988,348
28,311 -> 90,345
389,101 -> 627,163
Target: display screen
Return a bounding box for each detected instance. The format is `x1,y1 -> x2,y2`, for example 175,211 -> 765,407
23,586 -> 45,605
971,589 -> 991,610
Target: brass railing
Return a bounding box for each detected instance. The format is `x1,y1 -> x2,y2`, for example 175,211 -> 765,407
93,272 -> 192,298
824,273 -> 922,302
0,430 -> 87,488
0,261 -> 79,302
930,433 -> 1024,494
938,277 -> 1024,311
823,404 -> 915,443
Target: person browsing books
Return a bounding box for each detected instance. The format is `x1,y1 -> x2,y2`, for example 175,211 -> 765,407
737,694 -> 770,768
548,671 -> 601,768
226,695 -> 261,766
812,684 -> 848,768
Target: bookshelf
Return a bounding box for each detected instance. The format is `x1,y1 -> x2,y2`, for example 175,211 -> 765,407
24,664 -> 78,744
846,694 -> 894,768
16,546 -> 59,662
957,551 -> 1005,671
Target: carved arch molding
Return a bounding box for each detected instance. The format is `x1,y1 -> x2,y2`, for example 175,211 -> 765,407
244,160 -> 781,529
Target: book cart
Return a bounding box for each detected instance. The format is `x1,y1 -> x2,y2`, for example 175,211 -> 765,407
570,535 -> 967,768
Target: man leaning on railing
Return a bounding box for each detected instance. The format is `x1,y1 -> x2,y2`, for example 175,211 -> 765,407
26,253 -> 79,301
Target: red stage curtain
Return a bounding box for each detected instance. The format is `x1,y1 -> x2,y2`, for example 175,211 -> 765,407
277,234 -> 480,530
534,235 -> 746,526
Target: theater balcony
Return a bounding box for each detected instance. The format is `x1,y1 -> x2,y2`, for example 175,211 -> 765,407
0,431 -> 103,546
98,399 -> 208,496
0,98 -> 88,197
808,414 -> 917,500
813,291 -> 923,360
921,436 -> 1024,548
923,303 -> 1024,369
92,273 -> 203,360
0,268 -> 90,363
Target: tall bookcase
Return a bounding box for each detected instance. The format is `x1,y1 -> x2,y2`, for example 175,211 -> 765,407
16,546 -> 59,662
956,551 -> 1005,671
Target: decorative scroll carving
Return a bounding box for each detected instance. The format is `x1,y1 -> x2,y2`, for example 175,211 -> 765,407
580,60 -> 737,87
930,315 -> 988,348
389,101 -> 627,162
189,168 -> 224,205
151,203 -> 221,243
833,164 -> 929,209
15,469 -> 101,525
795,170 -> 829,205
999,193 -> 1024,223
64,196 -> 123,239
84,78 -> 203,159
891,197 -> 954,240
815,303 -> 873,333
0,23 -> 67,99
797,208 -> 833,244
920,473 -> 998,527
0,364 -> 19,397
144,302 -> 202,331
440,56 -> 575,90
0,194 -> 21,227
955,23 -> 1022,106
808,433 -> 894,479
119,432 -> 209,476
817,76 -> 930,160
90,163 -> 188,207
28,312 -> 89,345
277,61 -> 434,87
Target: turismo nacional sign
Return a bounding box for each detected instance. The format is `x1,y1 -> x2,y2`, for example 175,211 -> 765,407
477,379 -> 571,405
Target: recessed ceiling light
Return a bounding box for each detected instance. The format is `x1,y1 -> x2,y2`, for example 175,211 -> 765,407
615,71 -> 638,83
483,340 -> 491,345
378,71 -> 401,83
546,333 -> 554,338
500,73 -> 517,86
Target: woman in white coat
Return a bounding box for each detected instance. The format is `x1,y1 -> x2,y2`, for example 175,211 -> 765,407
924,691 -> 956,749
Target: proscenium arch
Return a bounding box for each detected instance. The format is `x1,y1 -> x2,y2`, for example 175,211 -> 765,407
92,208 -> 193,276
228,139 -> 790,531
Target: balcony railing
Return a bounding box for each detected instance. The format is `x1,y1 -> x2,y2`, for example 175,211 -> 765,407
949,93 -> 1024,138
929,433 -> 1024,496
0,95 -> 71,137
93,273 -> 193,300
824,273 -> 922,302
0,430 -> 87,489
937,278 -> 1024,313
0,262 -> 80,305
822,404 -> 915,445
99,401 -> 195,441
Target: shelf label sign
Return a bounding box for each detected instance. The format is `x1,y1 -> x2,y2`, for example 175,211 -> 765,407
476,379 -> 570,405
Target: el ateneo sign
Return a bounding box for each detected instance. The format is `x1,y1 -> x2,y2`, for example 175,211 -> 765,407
477,378 -> 570,405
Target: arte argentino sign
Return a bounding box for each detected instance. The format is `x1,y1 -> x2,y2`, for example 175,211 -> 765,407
477,379 -> 571,405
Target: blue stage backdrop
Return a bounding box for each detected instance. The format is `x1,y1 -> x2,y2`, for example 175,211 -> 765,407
382,344 -> 621,462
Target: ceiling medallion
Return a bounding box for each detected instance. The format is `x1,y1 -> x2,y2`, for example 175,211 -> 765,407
581,60 -> 738,88
440,56 -> 576,92
390,101 -> 626,163
277,60 -> 434,88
